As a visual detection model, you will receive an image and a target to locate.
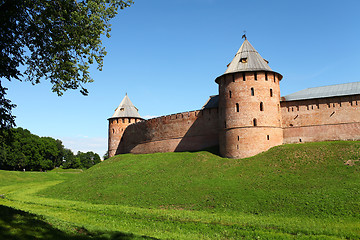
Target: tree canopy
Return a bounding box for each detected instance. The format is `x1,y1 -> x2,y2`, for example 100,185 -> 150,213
0,127 -> 101,171
0,0 -> 133,128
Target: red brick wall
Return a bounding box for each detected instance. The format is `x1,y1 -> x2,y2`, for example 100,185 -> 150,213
281,94 -> 360,143
117,108 -> 219,154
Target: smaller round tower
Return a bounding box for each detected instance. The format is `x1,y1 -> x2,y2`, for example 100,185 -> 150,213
108,94 -> 143,158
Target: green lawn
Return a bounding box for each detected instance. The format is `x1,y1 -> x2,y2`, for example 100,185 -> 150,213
1,141 -> 360,239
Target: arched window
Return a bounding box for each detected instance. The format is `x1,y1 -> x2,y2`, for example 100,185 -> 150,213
236,103 -> 239,112
270,89 -> 273,97
260,102 -> 264,111
251,88 -> 254,96
253,118 -> 257,126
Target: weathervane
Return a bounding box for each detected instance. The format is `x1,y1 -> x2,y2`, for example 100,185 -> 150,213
242,31 -> 247,40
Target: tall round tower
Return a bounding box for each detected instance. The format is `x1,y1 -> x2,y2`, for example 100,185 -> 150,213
216,38 -> 283,158
108,94 -> 143,158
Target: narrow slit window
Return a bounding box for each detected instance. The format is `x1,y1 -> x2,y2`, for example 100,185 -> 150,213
229,91 -> 232,98
273,73 -> 276,83
237,136 -> 240,141
270,88 -> 273,97
265,72 -> 268,81
232,74 -> 235,82
236,103 -> 240,112
267,135 -> 270,140
253,118 -> 257,126
251,87 -> 255,96
224,121 -> 226,128
254,72 -> 257,81
260,102 -> 264,111
242,72 -> 246,81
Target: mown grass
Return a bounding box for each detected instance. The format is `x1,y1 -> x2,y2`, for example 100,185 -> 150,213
42,141 -> 360,218
1,141 -> 360,239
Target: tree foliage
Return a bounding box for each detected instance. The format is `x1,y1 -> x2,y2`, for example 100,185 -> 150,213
0,0 -> 133,128
0,127 -> 101,171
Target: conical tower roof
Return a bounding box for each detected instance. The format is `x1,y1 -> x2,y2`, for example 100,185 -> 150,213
216,39 -> 282,82
225,39 -> 272,73
109,94 -> 142,119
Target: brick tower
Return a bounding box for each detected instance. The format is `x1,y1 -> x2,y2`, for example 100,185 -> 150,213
216,38 -> 283,158
108,94 -> 143,158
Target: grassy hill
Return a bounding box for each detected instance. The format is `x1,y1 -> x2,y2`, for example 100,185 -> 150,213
1,141 -> 360,239
41,141 -> 360,218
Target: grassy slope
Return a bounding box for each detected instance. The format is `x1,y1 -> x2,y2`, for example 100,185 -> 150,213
1,141 -> 360,239
42,141 -> 360,218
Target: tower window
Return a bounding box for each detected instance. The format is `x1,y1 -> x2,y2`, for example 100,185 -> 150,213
112,129 -> 115,134
265,72 -> 268,81
120,107 -> 125,111
254,72 -> 257,81
267,135 -> 270,140
273,73 -> 276,83
260,102 -> 264,111
270,89 -> 273,97
237,136 -> 240,141
229,90 -> 232,98
253,118 -> 257,126
236,103 -> 239,112
240,57 -> 247,63
232,74 -> 235,82
251,87 -> 255,96
243,72 -> 246,81
224,121 -> 227,128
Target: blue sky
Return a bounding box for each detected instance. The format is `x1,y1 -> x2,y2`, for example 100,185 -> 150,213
4,0 -> 360,157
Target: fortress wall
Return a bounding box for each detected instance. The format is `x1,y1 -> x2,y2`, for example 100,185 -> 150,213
116,108 -> 219,154
281,94 -> 360,143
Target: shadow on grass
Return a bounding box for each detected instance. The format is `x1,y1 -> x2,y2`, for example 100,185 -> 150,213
0,205 -> 158,240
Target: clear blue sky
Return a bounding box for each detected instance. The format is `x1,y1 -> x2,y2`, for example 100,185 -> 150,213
4,0 -> 360,157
